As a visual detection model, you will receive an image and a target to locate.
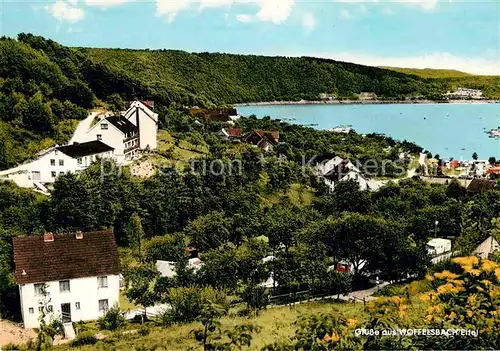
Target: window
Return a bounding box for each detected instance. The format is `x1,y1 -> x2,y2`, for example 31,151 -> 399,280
59,159 -> 64,166
97,276 -> 108,288
59,172 -> 64,176
34,284 -> 45,296
50,159 -> 55,166
98,299 -> 109,314
29,307 -> 34,314
55,150 -> 58,155
38,306 -> 52,313
97,134 -> 102,141
100,123 -> 108,130
77,158 -> 82,165
51,171 -> 56,178
59,280 -> 70,293
75,302 -> 80,310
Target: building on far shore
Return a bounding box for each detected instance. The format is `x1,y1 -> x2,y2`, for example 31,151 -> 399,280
444,87 -> 483,99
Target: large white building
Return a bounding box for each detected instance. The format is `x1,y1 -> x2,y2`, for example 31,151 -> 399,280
0,100 -> 158,191
13,231 -> 120,329
0,140 -> 114,192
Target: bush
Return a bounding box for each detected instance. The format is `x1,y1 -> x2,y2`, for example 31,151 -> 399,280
70,331 -> 97,347
138,325 -> 150,336
2,343 -> 21,350
160,286 -> 229,325
98,305 -> 127,331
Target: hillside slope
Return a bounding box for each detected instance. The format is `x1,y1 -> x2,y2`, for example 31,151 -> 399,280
381,67 -> 473,78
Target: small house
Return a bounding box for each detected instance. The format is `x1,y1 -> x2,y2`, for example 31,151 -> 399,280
472,236 -> 500,259
218,128 -> 242,141
245,130 -> 280,152
466,178 -> 496,193
13,231 -> 120,329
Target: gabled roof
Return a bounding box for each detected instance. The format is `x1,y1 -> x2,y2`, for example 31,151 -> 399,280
13,231 -> 119,284
57,140 -> 114,159
473,236 -> 500,259
222,128 -> 242,137
106,116 -> 138,135
466,178 -> 496,193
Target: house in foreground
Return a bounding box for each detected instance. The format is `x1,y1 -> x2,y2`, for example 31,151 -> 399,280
13,231 -> 120,329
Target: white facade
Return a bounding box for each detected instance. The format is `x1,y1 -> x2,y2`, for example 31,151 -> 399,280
84,119 -> 139,164
445,87 -> 483,99
123,101 -> 158,151
19,275 -> 120,329
317,157 -> 369,191
0,146 -> 114,191
426,238 -> 452,256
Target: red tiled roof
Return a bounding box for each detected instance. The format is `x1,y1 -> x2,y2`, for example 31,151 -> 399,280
466,178 -> 497,193
225,128 -> 242,137
486,167 -> 500,174
13,231 -> 119,285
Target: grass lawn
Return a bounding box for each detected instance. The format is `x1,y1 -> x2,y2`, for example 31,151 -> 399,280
58,300 -> 367,350
119,290 -> 140,312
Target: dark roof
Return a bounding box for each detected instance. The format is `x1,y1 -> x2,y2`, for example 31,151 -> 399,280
13,231 -> 119,284
466,178 -> 497,192
106,115 -> 138,135
57,140 -> 114,158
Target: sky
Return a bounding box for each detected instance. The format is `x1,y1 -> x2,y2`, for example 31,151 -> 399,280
0,0 -> 499,75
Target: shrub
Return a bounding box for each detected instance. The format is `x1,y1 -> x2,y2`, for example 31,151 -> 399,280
160,286 -> 229,325
70,331 -> 97,347
2,343 -> 21,350
138,325 -> 150,336
98,305 -> 127,331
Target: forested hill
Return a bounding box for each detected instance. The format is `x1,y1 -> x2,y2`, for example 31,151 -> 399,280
85,49 -> 448,104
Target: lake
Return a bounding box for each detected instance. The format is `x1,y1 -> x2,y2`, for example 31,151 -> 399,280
238,103 -> 500,160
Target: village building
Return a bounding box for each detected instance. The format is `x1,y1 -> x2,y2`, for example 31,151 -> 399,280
0,141 -> 114,193
472,236 -> 500,259
218,127 -> 242,141
190,108 -> 240,124
466,178 -> 497,193
245,130 -> 280,152
0,101 -> 158,192
316,156 -> 369,191
444,87 -> 483,99
12,231 -> 120,329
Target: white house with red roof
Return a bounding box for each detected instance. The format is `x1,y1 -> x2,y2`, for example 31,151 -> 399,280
13,231 -> 120,329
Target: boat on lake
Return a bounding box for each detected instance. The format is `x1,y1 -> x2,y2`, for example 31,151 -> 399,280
487,128 -> 500,138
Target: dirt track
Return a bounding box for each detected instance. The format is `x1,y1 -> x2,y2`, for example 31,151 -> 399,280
0,320 -> 35,347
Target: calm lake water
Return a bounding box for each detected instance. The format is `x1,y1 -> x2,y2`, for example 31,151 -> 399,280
238,103 -> 500,160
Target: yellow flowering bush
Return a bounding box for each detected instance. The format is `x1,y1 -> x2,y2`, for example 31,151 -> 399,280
420,256 -> 500,349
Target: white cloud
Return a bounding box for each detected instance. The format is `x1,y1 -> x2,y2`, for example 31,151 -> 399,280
236,14 -> 254,23
340,9 -> 352,19
47,1 -> 85,22
85,0 -> 129,7
277,51 -> 500,75
155,0 -> 190,22
301,12 -> 316,31
255,0 -> 295,24
155,0 -> 294,24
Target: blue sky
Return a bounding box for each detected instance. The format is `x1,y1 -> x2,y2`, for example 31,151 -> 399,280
1,0 -> 499,74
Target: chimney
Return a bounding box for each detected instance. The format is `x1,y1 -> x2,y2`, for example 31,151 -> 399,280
75,231 -> 84,240
43,232 -> 54,242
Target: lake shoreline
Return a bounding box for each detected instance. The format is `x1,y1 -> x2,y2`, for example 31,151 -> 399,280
235,99 -> 499,107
